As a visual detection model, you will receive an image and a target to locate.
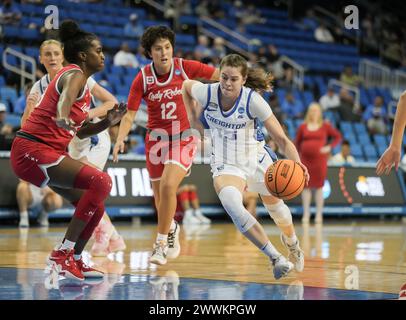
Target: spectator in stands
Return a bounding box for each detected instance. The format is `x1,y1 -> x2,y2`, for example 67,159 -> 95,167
194,35 -> 213,62
363,95 -> 388,135
329,140 -> 355,164
135,45 -> 150,68
196,0 -> 224,19
319,86 -> 340,112
211,37 -> 227,60
14,82 -> 33,115
338,87 -> 361,121
113,42 -> 139,68
314,22 -> 334,43
124,13 -> 144,39
0,102 -> 14,150
295,103 -> 342,224
339,65 -> 362,87
0,0 -> 21,25
300,8 -> 318,31
266,45 -> 284,79
277,67 -> 294,89
268,94 -> 285,123
16,181 -> 63,228
281,91 -> 304,119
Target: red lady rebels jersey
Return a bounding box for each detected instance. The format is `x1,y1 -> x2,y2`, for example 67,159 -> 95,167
22,64 -> 91,152
128,58 -> 215,135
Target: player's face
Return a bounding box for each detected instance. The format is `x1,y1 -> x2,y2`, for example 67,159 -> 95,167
85,39 -> 105,72
39,44 -> 63,74
219,66 -> 246,98
150,38 -> 173,69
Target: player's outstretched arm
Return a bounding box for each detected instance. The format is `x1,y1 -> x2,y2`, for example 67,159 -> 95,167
87,83 -> 118,119
112,109 -> 137,162
376,91 -> 406,175
181,79 -> 202,127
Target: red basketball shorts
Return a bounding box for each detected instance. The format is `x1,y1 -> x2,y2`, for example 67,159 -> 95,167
145,133 -> 198,181
10,137 -> 67,188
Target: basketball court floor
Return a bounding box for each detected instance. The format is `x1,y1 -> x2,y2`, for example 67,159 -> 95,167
0,220 -> 405,300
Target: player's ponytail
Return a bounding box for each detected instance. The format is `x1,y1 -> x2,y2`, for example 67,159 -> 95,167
59,20 -> 98,64
220,54 -> 273,92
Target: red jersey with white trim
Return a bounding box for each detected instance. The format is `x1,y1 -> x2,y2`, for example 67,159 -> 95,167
22,64 -> 91,152
128,58 -> 215,135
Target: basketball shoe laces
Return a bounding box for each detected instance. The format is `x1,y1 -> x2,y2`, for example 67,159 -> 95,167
153,241 -> 167,258
167,223 -> 178,249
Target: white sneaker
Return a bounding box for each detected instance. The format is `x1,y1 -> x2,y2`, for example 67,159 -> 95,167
182,209 -> 201,225
167,222 -> 180,259
194,210 -> 211,224
19,215 -> 29,228
271,255 -> 294,280
150,241 -> 168,265
38,211 -> 49,227
280,234 -> 305,272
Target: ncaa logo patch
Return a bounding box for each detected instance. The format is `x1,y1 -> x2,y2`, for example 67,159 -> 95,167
146,76 -> 154,84
175,69 -> 181,75
206,102 -> 218,111
238,107 -> 245,114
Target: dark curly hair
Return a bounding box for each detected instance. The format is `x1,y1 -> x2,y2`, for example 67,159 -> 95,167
59,20 -> 98,64
141,25 -> 175,59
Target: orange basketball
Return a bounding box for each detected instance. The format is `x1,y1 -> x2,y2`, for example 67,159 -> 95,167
264,159 -> 305,200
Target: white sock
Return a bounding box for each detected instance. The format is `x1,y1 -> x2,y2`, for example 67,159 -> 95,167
59,239 -> 76,251
285,233 -> 298,246
20,211 -> 28,218
170,220 -> 177,231
261,241 -> 280,260
73,254 -> 81,261
156,233 -> 168,243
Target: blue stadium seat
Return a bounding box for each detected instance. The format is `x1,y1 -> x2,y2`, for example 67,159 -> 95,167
110,65 -> 126,76
5,114 -> 21,128
353,122 -> 368,135
357,134 -> 371,145
350,144 -> 363,158
0,87 -> 18,104
373,134 -> 387,147
340,121 -> 354,134
0,76 -> 5,87
363,145 -> 377,158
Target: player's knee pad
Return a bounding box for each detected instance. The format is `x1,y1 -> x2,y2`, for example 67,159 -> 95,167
265,200 -> 292,227
218,186 -> 257,233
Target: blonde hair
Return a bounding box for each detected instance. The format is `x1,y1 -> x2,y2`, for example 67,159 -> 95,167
39,39 -> 62,55
220,54 -> 274,92
304,102 -> 323,126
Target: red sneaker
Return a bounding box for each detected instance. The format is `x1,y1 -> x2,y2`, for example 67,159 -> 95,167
76,258 -> 104,278
47,249 -> 84,281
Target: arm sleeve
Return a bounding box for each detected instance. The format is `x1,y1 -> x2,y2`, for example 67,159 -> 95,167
326,122 -> 342,148
29,81 -> 41,95
86,77 -> 97,91
191,82 -> 210,107
183,59 -> 216,80
127,72 -> 144,112
248,91 -> 273,121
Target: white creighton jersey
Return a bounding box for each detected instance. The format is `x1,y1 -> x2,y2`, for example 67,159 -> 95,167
191,82 -> 272,167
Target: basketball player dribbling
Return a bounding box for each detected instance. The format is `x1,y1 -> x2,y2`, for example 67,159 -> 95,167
113,26 -> 219,265
182,54 -> 308,279
10,20 -> 126,281
22,39 -> 126,256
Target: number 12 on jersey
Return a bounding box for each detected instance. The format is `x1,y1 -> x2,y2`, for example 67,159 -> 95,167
161,102 -> 177,120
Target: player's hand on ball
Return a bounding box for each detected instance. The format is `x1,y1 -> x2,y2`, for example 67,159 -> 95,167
113,139 -> 125,163
297,162 -> 310,186
107,102 -> 127,126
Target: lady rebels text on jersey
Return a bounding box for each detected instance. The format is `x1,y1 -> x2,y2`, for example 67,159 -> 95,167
128,58 -> 215,135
